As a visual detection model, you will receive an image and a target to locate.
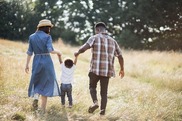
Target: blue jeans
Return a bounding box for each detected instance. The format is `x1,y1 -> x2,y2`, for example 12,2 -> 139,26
60,83 -> 72,105
88,72 -> 109,111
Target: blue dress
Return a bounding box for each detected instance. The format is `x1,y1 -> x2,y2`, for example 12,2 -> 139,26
27,31 -> 60,97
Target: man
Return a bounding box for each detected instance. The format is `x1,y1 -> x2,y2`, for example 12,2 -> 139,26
74,22 -> 124,115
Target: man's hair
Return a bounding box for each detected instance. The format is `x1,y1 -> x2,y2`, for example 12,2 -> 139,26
96,26 -> 106,32
64,59 -> 73,68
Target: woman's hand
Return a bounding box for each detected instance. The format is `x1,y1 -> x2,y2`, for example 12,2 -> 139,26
25,55 -> 31,74
25,66 -> 29,73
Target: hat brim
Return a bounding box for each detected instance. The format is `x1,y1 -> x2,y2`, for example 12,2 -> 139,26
37,24 -> 53,28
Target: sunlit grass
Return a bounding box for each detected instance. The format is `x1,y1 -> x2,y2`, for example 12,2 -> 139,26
125,50 -> 182,91
0,39 -> 182,121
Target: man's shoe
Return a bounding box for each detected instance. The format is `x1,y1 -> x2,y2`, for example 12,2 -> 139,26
88,104 -> 99,113
100,109 -> 105,115
68,105 -> 72,108
32,99 -> 38,110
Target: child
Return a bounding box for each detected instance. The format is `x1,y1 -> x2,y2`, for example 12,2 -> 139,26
58,55 -> 77,108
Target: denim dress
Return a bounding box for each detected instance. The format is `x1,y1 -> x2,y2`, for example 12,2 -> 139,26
27,31 -> 60,97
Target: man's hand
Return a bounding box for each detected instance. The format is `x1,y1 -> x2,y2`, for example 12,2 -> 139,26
119,69 -> 124,78
74,43 -> 90,57
74,52 -> 79,57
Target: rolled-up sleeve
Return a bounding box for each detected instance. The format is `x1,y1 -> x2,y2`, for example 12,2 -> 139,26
46,36 -> 54,52
26,37 -> 33,56
86,36 -> 95,47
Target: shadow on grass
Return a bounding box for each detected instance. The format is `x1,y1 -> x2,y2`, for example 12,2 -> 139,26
33,104 -> 121,121
43,105 -> 88,121
69,113 -> 89,121
44,105 -> 68,121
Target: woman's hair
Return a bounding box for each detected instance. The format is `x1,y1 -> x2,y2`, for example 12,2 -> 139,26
38,26 -> 51,34
64,59 -> 73,68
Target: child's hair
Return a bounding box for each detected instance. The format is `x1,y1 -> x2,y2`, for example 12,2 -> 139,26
64,59 -> 73,68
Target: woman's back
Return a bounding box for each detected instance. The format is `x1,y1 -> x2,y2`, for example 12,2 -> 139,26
29,31 -> 53,54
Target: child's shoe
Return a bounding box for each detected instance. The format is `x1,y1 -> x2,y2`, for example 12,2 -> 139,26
61,104 -> 65,108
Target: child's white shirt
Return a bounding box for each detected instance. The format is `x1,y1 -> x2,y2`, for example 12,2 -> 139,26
60,63 -> 76,84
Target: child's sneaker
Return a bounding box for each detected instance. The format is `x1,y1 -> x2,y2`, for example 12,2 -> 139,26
61,104 -> 65,108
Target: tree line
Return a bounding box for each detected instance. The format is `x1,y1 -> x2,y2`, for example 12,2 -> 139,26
0,0 -> 182,51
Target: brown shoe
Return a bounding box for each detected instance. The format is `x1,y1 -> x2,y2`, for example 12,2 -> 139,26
88,104 -> 99,113
32,99 -> 38,110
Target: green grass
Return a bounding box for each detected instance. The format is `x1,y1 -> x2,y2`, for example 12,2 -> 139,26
0,39 -> 182,121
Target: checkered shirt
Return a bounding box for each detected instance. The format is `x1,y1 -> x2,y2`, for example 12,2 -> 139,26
86,33 -> 122,77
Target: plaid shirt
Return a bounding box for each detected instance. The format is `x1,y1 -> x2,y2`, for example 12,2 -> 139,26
86,33 -> 122,77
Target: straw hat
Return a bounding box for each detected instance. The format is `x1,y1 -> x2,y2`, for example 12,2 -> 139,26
37,19 -> 53,28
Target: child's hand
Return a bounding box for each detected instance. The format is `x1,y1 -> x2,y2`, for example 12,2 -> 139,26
57,53 -> 63,64
57,52 -> 62,57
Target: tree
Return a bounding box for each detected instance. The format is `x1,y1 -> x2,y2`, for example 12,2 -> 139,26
59,0 -> 182,50
0,1 -> 11,39
0,0 -> 28,40
0,0 -> 65,41
1,0 -> 182,50
32,0 -> 65,40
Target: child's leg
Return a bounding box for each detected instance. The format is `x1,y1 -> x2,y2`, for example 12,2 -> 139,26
61,91 -> 66,105
60,84 -> 66,105
67,84 -> 73,106
67,92 -> 73,106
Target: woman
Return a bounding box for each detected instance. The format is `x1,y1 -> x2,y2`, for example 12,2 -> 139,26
25,19 -> 61,113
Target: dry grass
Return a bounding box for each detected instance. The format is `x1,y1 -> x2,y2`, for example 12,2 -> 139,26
0,39 -> 182,121
125,50 -> 182,91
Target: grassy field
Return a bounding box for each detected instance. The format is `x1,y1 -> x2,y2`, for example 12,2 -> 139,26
0,39 -> 182,121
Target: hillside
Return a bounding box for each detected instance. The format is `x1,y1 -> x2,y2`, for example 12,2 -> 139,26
0,39 -> 182,121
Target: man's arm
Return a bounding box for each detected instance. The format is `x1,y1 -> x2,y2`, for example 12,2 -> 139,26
74,43 -> 90,57
118,55 -> 124,78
